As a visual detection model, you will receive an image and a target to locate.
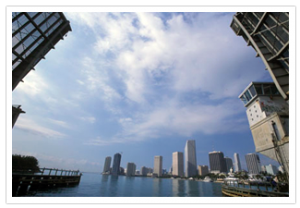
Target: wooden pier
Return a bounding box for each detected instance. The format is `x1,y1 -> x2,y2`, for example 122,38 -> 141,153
12,168 -> 82,196
222,184 -> 289,197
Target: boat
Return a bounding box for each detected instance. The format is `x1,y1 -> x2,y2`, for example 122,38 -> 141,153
224,168 -> 239,185
203,176 -> 212,182
224,175 -> 239,185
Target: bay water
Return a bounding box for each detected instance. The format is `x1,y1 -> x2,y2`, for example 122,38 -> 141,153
25,173 -> 223,197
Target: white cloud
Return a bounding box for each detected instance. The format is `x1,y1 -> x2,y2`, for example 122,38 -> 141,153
15,117 -> 66,138
48,118 -> 70,129
15,71 -> 49,97
61,12 -> 266,143
80,116 -> 96,124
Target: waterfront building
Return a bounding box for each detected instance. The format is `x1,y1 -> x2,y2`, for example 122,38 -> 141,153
278,165 -> 284,173
224,157 -> 233,173
231,12 -> 289,179
234,153 -> 242,172
126,163 -> 136,176
245,153 -> 262,175
140,166 -> 148,176
153,156 -> 163,177
184,140 -> 197,177
112,153 -> 122,176
238,82 -> 289,177
198,165 -> 209,176
172,152 -> 184,177
266,164 -> 279,176
209,151 -> 227,174
102,156 -> 111,173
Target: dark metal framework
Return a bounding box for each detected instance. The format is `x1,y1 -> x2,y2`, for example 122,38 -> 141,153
231,12 -> 289,101
12,12 -> 72,91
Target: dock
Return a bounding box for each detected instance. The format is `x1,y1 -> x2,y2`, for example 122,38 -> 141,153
221,184 -> 289,197
12,168 -> 82,196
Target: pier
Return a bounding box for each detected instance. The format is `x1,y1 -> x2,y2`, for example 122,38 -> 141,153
12,168 -> 82,196
221,183 -> 289,197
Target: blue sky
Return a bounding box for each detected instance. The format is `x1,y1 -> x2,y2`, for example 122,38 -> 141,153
12,12 -> 280,172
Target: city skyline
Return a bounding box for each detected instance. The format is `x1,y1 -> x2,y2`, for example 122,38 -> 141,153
12,11 -> 282,173
101,148 -> 280,176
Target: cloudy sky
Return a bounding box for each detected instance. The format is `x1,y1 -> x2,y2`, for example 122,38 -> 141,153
12,12 -> 280,172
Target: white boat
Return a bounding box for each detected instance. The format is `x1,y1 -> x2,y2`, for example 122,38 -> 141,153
224,168 -> 239,185
203,176 -> 212,182
224,175 -> 239,184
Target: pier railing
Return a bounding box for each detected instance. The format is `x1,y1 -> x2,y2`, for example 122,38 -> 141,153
222,183 -> 289,197
12,168 -> 82,196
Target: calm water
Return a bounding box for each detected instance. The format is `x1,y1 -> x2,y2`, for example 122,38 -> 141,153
26,173 -> 223,197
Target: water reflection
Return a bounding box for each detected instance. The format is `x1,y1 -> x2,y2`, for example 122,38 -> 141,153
172,179 -> 186,196
152,178 -> 162,196
186,180 -> 200,196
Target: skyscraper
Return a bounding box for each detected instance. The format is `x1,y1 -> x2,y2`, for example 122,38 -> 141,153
209,151 -> 227,174
224,157 -> 233,173
245,153 -> 262,175
153,156 -> 163,177
103,156 -> 111,173
126,162 -> 136,176
184,140 -> 197,177
172,152 -> 184,177
112,153 -> 122,176
198,165 -> 209,176
234,153 -> 242,172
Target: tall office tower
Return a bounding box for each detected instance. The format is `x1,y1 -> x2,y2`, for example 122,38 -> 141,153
12,12 -> 72,90
234,153 -> 242,172
172,152 -> 184,177
112,153 -> 122,176
126,163 -> 136,176
153,156 -> 163,177
261,165 -> 267,173
184,140 -> 197,177
209,151 -> 227,174
198,165 -> 209,176
245,153 -> 262,175
12,12 -> 71,128
102,156 -> 111,173
266,164 -> 279,176
140,166 -> 148,176
224,157 -> 233,173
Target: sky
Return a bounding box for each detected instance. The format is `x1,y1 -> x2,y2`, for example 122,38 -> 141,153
11,12 -> 281,173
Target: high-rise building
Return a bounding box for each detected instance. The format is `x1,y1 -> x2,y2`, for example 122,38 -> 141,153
172,152 -> 184,177
103,156 -> 111,173
153,156 -> 163,177
12,12 -> 72,90
234,153 -> 242,172
140,166 -> 148,176
245,153 -> 262,175
224,157 -> 233,173
209,151 -> 227,174
112,153 -> 122,176
266,164 -> 279,176
126,162 -> 136,176
198,165 -> 209,176
184,140 -> 197,177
